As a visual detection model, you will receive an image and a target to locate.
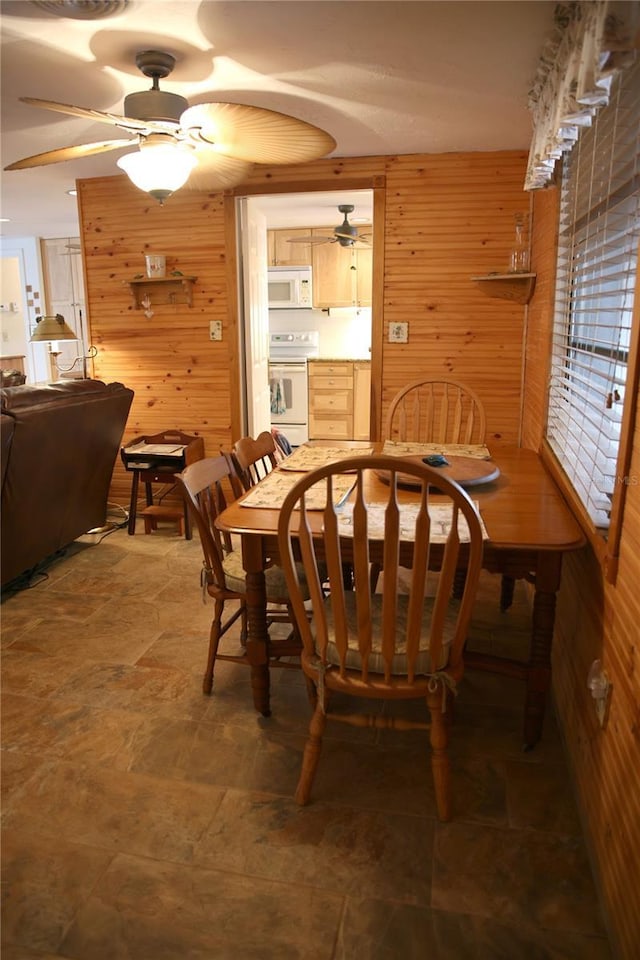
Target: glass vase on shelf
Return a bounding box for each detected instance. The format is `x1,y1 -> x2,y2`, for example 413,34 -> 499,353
509,213 -> 530,273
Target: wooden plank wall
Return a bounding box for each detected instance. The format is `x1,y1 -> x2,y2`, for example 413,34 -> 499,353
77,178 -> 233,504
381,153 -> 530,443
523,190 -> 640,960
79,149 -> 530,505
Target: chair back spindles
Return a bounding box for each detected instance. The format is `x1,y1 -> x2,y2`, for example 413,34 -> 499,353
232,431 -> 279,490
386,378 -> 486,445
279,456 -> 483,683
277,454 -> 485,819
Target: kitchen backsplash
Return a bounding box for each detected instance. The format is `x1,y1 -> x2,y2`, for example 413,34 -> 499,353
269,306 -> 372,359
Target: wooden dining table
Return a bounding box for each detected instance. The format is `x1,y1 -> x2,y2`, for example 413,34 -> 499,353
216,442 -> 585,748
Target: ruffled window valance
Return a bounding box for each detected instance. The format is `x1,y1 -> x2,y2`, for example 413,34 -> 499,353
525,1 -> 639,190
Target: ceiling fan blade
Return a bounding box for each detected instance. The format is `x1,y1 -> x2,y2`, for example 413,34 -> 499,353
286,235 -> 333,245
4,139 -> 136,170
186,148 -> 254,191
180,102 -> 336,165
334,230 -> 371,244
20,97 -> 154,133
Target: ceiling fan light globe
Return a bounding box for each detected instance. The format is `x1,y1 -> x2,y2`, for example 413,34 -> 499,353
117,143 -> 197,201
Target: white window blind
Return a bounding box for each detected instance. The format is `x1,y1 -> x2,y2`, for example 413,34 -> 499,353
547,59 -> 640,532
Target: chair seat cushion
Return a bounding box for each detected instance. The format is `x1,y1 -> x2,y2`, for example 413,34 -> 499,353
222,550 -> 311,601
321,592 -> 455,675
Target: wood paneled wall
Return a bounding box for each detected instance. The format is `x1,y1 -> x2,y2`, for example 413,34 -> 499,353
381,153 -> 530,443
79,149 -> 530,504
523,190 -> 640,960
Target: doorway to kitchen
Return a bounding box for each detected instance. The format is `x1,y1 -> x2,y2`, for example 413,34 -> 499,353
236,187 -> 375,444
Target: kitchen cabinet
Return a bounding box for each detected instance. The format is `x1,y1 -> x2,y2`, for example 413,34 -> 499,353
311,230 -> 372,308
353,361 -> 372,440
267,229 -> 313,266
308,359 -> 371,440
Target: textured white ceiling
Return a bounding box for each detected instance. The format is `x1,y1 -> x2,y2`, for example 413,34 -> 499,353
0,0 -> 553,239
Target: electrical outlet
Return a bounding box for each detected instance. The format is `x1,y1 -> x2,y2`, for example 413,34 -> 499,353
389,322 -> 409,343
209,320 -> 222,341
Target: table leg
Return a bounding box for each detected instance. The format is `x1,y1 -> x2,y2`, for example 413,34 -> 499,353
127,470 -> 140,535
241,533 -> 271,717
524,552 -> 562,749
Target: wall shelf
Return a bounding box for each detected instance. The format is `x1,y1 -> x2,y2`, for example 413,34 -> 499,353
471,272 -> 536,305
125,276 -> 197,309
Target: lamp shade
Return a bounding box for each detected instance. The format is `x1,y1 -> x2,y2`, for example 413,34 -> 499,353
117,142 -> 198,202
30,314 -> 78,342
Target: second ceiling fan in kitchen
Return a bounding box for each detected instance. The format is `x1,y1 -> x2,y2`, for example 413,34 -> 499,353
287,205 -> 372,248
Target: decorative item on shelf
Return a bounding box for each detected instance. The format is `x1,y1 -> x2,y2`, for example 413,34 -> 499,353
509,212 -> 530,274
141,295 -> 154,319
144,253 -> 166,278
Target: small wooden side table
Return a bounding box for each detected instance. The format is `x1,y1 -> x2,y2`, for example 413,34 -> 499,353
121,430 -> 205,538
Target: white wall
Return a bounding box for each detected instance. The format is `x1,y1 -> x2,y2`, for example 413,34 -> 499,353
268,306 -> 372,359
0,257 -> 27,358
0,237 -> 49,383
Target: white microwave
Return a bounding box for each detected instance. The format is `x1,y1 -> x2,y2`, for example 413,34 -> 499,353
267,266 -> 313,309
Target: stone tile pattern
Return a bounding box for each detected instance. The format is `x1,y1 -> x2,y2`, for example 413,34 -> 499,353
1,525 -> 612,959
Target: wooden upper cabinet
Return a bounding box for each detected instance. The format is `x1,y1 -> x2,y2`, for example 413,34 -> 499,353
267,229 -> 313,266
311,230 -> 373,308
354,245 -> 372,307
312,230 -> 357,308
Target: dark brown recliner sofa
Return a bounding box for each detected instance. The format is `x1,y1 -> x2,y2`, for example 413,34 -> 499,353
1,379 -> 134,587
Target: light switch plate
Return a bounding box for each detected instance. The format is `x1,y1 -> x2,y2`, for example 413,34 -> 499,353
209,320 -> 222,341
389,322 -> 408,343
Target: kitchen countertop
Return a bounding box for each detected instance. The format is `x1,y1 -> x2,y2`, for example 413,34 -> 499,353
311,357 -> 371,363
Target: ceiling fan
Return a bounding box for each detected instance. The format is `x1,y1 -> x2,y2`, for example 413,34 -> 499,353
4,50 -> 336,202
287,205 -> 372,248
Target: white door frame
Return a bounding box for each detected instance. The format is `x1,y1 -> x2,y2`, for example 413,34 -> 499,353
0,236 -> 49,383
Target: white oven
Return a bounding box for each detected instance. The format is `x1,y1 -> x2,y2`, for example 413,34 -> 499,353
268,331 -> 319,446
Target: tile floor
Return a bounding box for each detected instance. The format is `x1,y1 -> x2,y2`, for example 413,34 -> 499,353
1,521 -> 612,959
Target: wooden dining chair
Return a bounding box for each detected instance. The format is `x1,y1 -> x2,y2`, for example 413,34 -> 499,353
277,455 -> 484,821
175,454 -> 303,708
380,377 -> 516,604
385,377 -> 487,445
231,430 -> 280,491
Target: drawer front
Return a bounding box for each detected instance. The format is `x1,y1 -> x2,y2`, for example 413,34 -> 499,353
310,390 -> 353,414
309,375 -> 352,390
308,362 -> 352,378
309,416 -> 352,439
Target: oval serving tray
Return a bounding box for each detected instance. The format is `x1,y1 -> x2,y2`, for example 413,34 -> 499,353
375,455 -> 500,489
